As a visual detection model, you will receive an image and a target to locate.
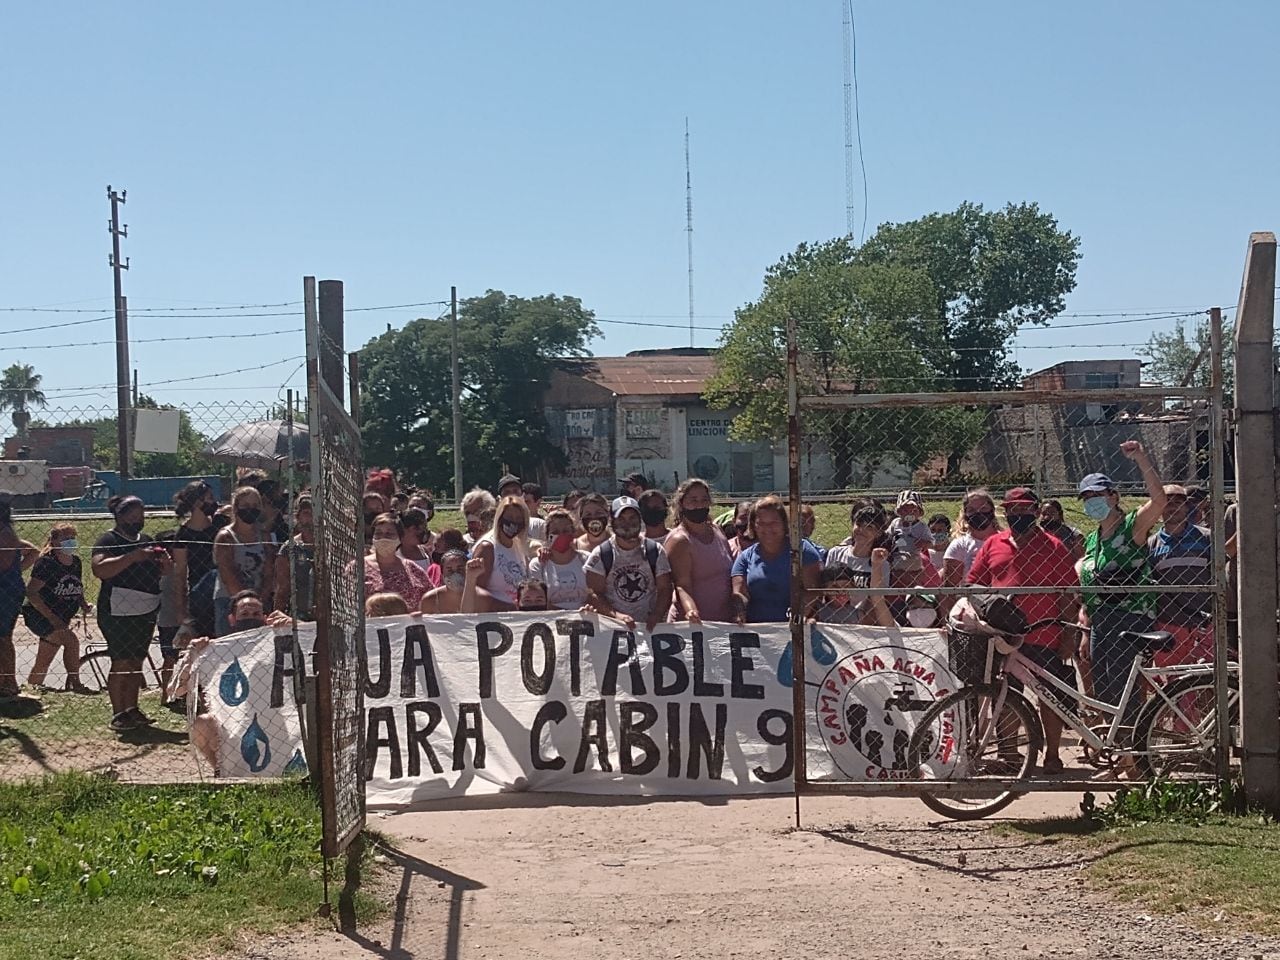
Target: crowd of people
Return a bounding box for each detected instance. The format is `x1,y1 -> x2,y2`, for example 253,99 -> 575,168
0,443 -> 1230,749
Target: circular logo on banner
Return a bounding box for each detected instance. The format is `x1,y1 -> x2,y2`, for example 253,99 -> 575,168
814,643 -> 957,781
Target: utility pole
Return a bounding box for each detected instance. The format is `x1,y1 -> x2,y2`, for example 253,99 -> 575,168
841,0 -> 856,239
451,286 -> 463,504
108,186 -> 131,490
685,118 -> 695,349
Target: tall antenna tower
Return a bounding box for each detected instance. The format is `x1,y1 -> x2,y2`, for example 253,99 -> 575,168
685,117 -> 695,348
842,1 -> 856,239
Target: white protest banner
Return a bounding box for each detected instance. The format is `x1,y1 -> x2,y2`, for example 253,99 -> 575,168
190,615 -> 958,805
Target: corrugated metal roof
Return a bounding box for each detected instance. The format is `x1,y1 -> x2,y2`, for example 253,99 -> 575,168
575,354 -> 717,397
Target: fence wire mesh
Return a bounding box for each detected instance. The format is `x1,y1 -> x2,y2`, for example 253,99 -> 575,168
787,326 -> 1235,799
0,398 -> 311,784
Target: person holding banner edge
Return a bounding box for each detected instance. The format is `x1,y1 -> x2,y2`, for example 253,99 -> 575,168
730,496 -> 822,624
664,478 -> 734,624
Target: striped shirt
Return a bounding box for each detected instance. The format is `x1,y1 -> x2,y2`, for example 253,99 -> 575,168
1148,524 -> 1212,626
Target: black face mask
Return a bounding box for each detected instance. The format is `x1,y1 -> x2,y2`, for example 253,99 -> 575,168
118,519 -> 144,537
640,506 -> 667,527
201,502 -> 219,518
363,510 -> 379,528
1007,513 -> 1038,535
237,507 -> 262,525
683,507 -> 711,524
233,618 -> 265,631
966,512 -> 994,530
1039,518 -> 1061,533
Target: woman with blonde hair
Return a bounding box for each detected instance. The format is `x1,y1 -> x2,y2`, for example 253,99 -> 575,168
24,523 -> 92,693
470,495 -> 531,610
943,488 -> 1001,588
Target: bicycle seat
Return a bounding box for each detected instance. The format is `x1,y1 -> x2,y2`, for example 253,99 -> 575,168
1121,629 -> 1175,653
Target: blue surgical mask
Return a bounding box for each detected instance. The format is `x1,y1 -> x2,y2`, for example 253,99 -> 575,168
1083,496 -> 1111,521
58,539 -> 78,553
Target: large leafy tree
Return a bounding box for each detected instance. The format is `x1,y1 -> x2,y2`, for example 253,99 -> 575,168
0,363 -> 47,439
359,291 -> 599,492
855,201 -> 1081,391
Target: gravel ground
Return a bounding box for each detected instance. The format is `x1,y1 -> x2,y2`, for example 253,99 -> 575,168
236,793 -> 1280,960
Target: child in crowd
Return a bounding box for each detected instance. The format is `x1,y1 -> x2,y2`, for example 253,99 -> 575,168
926,513 -> 952,573
888,491 -> 932,563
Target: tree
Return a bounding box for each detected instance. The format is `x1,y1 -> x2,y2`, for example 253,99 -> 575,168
855,202 -> 1082,392
0,363 -> 47,439
1140,317 -> 1235,394
359,291 -> 599,492
705,245 -> 985,488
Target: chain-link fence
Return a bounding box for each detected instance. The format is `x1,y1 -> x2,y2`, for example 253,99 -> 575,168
786,315 -> 1235,811
0,397 -> 311,784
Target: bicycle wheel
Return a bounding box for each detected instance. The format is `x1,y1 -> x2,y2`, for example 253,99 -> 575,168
1132,673 -> 1239,779
77,651 -> 113,695
907,684 -> 1044,821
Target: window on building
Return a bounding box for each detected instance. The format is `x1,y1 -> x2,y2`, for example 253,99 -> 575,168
1084,371 -> 1120,390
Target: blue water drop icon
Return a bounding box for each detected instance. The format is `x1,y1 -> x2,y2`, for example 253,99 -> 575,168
283,748 -> 308,777
777,643 -> 794,687
811,627 -> 837,666
240,714 -> 272,773
219,657 -> 250,706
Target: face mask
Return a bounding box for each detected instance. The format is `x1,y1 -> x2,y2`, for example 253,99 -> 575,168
445,572 -> 465,591
584,518 -> 606,536
1040,518 -> 1060,533
682,506 -> 711,525
58,539 -> 79,553
906,607 -> 937,628
118,519 -> 144,537
613,522 -> 642,540
1084,496 -> 1111,521
966,512 -> 993,531
201,502 -> 219,518
931,531 -> 949,546
364,510 -> 379,527
237,507 -> 262,525
551,532 -> 575,553
1007,513 -> 1038,535
640,506 -> 667,527
234,618 -> 266,631
372,538 -> 398,558
500,519 -> 523,539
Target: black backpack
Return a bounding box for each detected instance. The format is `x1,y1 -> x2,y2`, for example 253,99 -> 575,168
599,538 -> 660,579
969,593 -> 1030,636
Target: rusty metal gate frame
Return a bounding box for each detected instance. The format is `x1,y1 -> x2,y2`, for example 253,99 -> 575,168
785,310 -> 1232,800
305,280 -> 367,858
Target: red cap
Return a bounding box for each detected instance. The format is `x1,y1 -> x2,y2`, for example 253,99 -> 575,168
1002,486 -> 1040,507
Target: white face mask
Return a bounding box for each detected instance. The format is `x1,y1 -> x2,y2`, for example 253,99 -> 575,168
906,607 -> 937,628
372,538 -> 398,558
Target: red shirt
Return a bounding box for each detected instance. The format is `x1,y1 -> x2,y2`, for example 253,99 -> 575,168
966,529 -> 1078,648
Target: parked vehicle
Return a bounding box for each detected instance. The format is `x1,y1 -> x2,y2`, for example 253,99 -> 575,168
52,472 -> 224,511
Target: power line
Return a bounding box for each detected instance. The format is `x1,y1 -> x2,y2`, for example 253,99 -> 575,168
0,330 -> 302,351
0,298 -> 447,315
0,316 -> 113,336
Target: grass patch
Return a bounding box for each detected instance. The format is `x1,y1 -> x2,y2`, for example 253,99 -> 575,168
0,772 -> 378,960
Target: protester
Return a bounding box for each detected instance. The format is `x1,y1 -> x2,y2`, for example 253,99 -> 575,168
420,549 -> 469,614
366,592 -> 411,617
390,492 -> 410,515
528,508 -> 591,611
815,551 -> 893,627
92,495 -> 169,733
398,507 -> 441,584
824,499 -> 893,625
1077,442 -> 1167,731
619,472 -> 648,500
799,504 -> 827,562
170,480 -> 219,642
664,478 -> 734,624
1148,484 -> 1214,667
365,468 -> 397,505
575,493 -> 611,553
944,488 -> 1001,586
562,489 -> 585,514
584,496 -> 673,630
407,492 -> 435,519
254,477 -> 292,549
638,488 -> 671,544
888,491 -> 932,557
461,488 -> 497,550
726,500 -> 755,559
213,486 -> 273,637
274,495 -> 316,620
926,513 -> 952,573
433,527 -> 468,561
497,473 -> 523,500
469,496 -> 532,609
731,496 -> 821,624
460,557 -> 552,614
154,527 -> 183,699
522,482 -> 547,542
1185,485 -> 1208,527
966,487 -> 1080,774
1039,498 -> 1084,559
23,522 -> 92,694
363,513 -> 431,608
0,499 -> 38,699
362,491 -> 389,548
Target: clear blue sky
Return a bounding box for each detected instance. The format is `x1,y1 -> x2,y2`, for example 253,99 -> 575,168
2,2 -> 1277,415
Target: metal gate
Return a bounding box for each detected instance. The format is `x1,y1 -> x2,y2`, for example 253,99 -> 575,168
785,309 -> 1234,803
305,278 -> 367,857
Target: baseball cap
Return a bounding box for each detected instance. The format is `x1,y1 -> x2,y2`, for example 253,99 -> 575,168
1163,484 -> 1189,498
620,471 -> 647,488
497,474 -> 522,492
1001,486 -> 1040,507
1078,473 -> 1115,495
611,496 -> 641,519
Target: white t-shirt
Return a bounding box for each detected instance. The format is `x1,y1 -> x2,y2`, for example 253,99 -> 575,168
484,537 -> 528,605
943,534 -> 985,579
528,516 -> 547,543
928,547 -> 947,573
821,548 -> 890,613
528,551 -> 589,611
584,538 -> 672,623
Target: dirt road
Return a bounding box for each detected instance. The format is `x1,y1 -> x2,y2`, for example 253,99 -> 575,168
244,793 -> 1280,960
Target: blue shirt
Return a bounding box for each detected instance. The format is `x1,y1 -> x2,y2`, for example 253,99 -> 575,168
1147,524 -> 1212,626
731,540 -> 822,623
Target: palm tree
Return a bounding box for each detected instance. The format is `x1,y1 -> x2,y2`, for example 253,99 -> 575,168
0,363 -> 47,439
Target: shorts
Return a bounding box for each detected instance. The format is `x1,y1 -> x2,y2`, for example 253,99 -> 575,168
158,624 -> 180,662
99,613 -> 156,662
1010,643 -> 1078,713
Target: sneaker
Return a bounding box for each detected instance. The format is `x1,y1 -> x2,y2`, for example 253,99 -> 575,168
109,712 -> 140,732
64,678 -> 96,695
164,697 -> 188,715
127,707 -> 156,726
